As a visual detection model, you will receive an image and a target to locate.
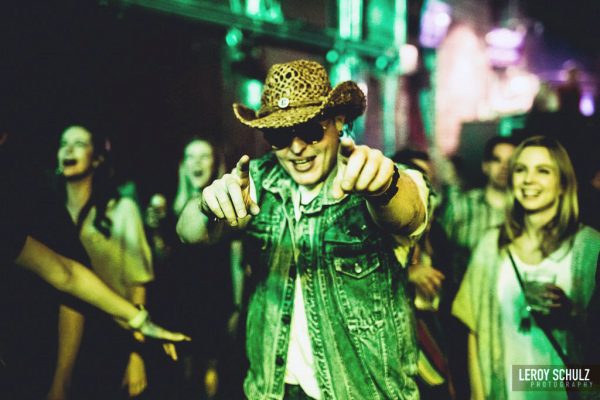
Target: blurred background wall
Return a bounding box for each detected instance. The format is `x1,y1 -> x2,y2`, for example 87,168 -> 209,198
2,0 -> 599,196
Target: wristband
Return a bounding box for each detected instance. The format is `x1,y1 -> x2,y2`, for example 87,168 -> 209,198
128,305 -> 149,330
368,165 -> 400,206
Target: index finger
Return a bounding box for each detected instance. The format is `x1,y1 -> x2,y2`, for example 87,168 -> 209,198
141,321 -> 191,341
235,155 -> 251,179
338,137 -> 356,160
160,331 -> 191,342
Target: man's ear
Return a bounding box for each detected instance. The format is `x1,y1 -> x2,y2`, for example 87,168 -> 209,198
334,115 -> 346,131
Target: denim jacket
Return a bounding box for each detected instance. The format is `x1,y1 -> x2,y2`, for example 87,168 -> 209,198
243,153 -> 419,400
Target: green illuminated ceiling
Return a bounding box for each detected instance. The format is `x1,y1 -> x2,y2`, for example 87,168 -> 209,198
117,0 -> 399,60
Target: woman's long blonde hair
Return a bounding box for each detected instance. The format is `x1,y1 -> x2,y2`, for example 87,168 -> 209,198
499,136 -> 579,256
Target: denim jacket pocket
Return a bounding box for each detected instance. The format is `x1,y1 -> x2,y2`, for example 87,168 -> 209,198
323,215 -> 384,281
324,244 -> 386,334
332,250 -> 380,279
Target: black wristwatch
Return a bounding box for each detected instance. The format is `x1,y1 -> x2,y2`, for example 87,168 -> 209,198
367,165 -> 400,206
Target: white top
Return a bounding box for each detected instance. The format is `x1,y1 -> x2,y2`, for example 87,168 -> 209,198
497,244 -> 572,400
284,275 -> 322,399
79,197 -> 154,297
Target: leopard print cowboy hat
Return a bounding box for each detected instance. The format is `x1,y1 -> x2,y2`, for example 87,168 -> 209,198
233,60 -> 366,129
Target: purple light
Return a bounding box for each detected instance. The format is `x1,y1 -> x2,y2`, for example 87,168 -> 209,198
485,27 -> 524,49
487,47 -> 520,67
420,0 -> 451,48
434,11 -> 451,29
580,92 -> 595,116
485,26 -> 525,67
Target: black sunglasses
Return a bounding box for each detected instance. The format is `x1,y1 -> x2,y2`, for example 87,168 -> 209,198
262,120 -> 329,149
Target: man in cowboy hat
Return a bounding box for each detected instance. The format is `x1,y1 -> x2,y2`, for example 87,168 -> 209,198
177,59 -> 429,399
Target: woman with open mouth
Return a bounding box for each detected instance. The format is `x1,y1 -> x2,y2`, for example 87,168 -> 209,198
49,124 -> 155,400
143,136 -> 243,400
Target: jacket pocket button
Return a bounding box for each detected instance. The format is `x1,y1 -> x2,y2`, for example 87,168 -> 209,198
354,263 -> 363,274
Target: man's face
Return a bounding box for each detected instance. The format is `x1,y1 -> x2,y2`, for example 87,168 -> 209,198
273,118 -> 340,189
483,143 -> 515,190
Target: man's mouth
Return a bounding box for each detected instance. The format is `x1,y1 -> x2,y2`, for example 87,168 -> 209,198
63,159 -> 77,166
290,156 -> 316,171
292,158 -> 313,165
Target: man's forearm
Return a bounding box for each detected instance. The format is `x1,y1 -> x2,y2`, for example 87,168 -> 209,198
177,197 -> 210,244
177,197 -> 231,245
367,170 -> 427,235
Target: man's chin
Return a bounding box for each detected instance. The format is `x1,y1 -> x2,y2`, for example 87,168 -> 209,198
292,177 -> 328,192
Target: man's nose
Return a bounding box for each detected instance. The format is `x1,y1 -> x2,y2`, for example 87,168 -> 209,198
289,136 -> 308,154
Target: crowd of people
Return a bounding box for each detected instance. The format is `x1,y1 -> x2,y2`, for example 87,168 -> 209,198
1,58 -> 599,400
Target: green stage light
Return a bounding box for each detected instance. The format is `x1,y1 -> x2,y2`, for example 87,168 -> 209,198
242,79 -> 263,110
246,0 -> 261,18
225,28 -> 243,48
326,50 -> 340,64
375,55 -> 389,71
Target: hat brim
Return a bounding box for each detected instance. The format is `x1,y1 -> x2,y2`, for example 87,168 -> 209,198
233,81 -> 366,129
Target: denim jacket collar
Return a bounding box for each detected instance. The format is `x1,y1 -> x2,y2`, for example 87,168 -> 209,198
261,156 -> 346,215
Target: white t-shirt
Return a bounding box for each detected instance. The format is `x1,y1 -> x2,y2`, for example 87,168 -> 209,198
284,275 -> 322,399
497,245 -> 572,400
79,197 -> 154,297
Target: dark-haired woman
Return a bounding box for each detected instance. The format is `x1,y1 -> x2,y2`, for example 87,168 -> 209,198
452,136 -> 600,399
48,125 -> 154,400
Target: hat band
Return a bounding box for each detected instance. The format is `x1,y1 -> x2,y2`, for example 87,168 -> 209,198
257,97 -> 327,117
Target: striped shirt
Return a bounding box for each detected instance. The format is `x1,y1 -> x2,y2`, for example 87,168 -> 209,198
440,188 -> 504,280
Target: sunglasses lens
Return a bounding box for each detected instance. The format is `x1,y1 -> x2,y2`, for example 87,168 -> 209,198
262,121 -> 327,149
296,122 -> 326,143
263,130 -> 292,149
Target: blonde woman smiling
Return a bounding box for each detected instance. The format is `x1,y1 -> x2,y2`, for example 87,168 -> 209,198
453,136 -> 600,400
